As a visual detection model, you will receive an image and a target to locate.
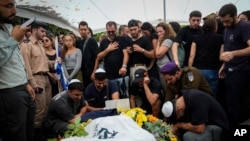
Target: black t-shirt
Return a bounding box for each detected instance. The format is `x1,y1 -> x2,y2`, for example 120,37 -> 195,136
223,20 -> 250,70
98,36 -> 128,79
46,91 -> 86,124
76,37 -> 98,76
181,89 -> 229,131
193,32 -> 223,69
128,36 -> 153,66
130,77 -> 163,114
175,26 -> 202,66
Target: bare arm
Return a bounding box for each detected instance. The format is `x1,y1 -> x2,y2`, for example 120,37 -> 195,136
172,42 -> 180,66
91,57 -> 100,80
188,42 -> 196,67
173,122 -> 206,134
220,39 -> 250,62
129,95 -> 136,108
68,104 -> 88,124
119,49 -> 129,76
143,77 -> 160,106
155,43 -> 170,59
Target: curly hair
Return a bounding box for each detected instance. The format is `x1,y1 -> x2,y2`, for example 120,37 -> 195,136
156,22 -> 176,45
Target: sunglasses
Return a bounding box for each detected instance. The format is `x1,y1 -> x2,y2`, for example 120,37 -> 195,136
42,39 -> 50,43
107,30 -> 116,34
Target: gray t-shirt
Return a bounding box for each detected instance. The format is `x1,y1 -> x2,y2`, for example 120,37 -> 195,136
156,38 -> 173,69
62,48 -> 82,80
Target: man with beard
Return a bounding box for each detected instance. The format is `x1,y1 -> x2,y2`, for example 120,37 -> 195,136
20,21 -> 52,140
0,0 -> 36,140
126,19 -> 155,85
218,3 -> 250,128
171,10 -> 203,67
92,21 -> 129,99
160,61 -> 213,101
84,68 -> 119,111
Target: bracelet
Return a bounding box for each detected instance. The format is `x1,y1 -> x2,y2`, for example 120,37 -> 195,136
122,64 -> 127,68
142,49 -> 145,54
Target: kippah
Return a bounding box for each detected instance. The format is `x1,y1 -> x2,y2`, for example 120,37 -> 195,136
160,61 -> 178,74
69,79 -> 81,85
161,101 -> 174,117
95,68 -> 106,73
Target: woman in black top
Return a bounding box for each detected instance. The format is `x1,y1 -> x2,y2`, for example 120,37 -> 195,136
43,33 -> 59,97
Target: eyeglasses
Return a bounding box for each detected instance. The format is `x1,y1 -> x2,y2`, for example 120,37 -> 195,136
107,30 -> 116,34
0,3 -> 16,10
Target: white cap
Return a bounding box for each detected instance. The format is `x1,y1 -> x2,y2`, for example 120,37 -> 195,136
161,101 -> 174,117
69,79 -> 81,85
95,68 -> 106,73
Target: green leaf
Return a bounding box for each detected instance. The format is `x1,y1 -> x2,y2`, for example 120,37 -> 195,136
74,117 -> 81,124
67,124 -> 75,130
77,130 -> 89,136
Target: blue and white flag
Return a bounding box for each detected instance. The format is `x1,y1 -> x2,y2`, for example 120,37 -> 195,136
54,36 -> 68,91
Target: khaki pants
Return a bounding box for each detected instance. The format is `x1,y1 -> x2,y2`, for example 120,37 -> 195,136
33,75 -> 52,128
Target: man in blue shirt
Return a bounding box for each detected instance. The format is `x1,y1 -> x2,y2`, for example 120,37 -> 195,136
84,68 -> 120,111
0,0 -> 35,140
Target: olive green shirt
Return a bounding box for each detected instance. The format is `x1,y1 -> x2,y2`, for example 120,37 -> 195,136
165,67 -> 213,101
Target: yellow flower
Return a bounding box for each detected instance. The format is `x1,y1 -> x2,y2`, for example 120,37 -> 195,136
118,107 -> 148,127
170,136 -> 178,141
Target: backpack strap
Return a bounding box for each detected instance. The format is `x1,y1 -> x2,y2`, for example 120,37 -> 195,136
166,52 -> 172,61
82,37 -> 90,53
106,80 -> 110,100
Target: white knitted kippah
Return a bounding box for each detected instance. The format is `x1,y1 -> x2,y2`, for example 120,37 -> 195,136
95,68 -> 106,73
161,101 -> 174,117
69,79 -> 81,85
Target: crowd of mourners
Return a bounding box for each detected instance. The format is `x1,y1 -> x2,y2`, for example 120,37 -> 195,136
1,0 -> 250,140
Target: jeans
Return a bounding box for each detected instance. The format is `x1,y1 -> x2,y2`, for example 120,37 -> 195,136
183,125 -> 223,141
199,69 -> 219,98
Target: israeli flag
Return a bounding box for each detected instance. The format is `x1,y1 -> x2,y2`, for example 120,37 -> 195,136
54,36 -> 68,91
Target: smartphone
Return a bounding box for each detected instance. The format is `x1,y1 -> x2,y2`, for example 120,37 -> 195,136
35,87 -> 43,94
21,17 -> 36,28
